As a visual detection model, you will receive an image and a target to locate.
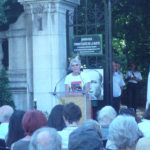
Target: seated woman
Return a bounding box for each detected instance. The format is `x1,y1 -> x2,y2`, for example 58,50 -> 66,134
58,103 -> 82,149
11,110 -> 47,150
6,110 -> 25,148
65,58 -> 90,95
97,106 -> 117,147
48,104 -> 66,131
106,115 -> 141,150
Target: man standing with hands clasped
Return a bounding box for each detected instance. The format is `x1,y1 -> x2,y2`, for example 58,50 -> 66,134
125,63 -> 142,112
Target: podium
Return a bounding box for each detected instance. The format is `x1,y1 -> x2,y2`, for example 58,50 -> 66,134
56,92 -> 91,125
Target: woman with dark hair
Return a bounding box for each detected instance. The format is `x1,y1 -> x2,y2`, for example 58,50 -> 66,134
11,110 -> 47,150
119,108 -> 136,118
6,110 -> 25,148
125,63 -> 142,112
58,102 -> 82,149
48,105 -> 66,131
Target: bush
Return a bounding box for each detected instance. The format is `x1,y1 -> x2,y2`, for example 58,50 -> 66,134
0,69 -> 15,108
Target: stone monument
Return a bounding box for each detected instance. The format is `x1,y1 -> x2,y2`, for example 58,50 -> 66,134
1,0 -> 80,112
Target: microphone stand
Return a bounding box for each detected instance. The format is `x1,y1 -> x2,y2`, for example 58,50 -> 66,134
52,74 -> 68,96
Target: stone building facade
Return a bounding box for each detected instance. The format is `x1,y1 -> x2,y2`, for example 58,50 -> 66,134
0,0 -> 79,112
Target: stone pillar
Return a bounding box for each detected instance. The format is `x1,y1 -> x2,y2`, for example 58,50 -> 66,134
7,14 -> 28,110
18,0 -> 80,112
0,39 -> 3,70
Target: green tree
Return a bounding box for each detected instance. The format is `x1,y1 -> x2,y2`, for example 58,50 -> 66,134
0,69 -> 15,107
111,0 -> 149,105
0,0 -> 23,31
112,0 -> 150,80
0,0 -> 8,25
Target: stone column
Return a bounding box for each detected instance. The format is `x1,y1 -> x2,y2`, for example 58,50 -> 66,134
18,0 -> 80,112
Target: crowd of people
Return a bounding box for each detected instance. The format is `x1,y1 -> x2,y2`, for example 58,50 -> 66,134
0,103 -> 150,150
0,58 -> 145,150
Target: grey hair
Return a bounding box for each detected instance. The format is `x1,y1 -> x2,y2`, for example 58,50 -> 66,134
68,119 -> 103,150
68,58 -> 81,71
29,127 -> 61,150
97,106 -> 117,125
0,105 -> 14,122
82,119 -> 102,138
108,115 -> 140,149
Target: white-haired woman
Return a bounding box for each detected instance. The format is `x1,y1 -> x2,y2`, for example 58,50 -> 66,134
65,58 -> 90,94
97,106 -> 117,146
106,115 -> 141,150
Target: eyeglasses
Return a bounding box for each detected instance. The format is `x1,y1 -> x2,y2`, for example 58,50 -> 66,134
71,64 -> 79,67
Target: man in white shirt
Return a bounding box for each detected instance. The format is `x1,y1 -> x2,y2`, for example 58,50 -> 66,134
125,63 -> 142,112
112,61 -> 125,113
58,103 -> 81,149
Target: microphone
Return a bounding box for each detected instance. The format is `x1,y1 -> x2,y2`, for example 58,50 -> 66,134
52,73 -> 68,96
53,86 -> 57,96
52,70 -> 82,96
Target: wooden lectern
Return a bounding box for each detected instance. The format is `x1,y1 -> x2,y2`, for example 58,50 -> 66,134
58,92 -> 91,125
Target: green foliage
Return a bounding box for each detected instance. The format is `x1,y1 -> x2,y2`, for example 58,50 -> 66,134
112,0 -> 150,82
0,0 -> 23,31
0,69 -> 15,107
0,0 -> 8,24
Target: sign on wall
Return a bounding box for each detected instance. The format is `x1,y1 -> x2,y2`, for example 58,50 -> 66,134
72,34 -> 102,56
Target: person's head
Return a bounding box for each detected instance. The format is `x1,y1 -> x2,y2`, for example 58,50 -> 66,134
88,70 -> 103,100
0,105 -> 14,122
22,110 -> 48,136
116,62 -> 120,72
119,108 -> 136,118
82,119 -> 102,138
112,61 -> 117,72
97,106 -> 117,125
6,110 -> 25,147
63,103 -> 81,126
29,127 -> 61,150
48,105 -> 66,131
68,119 -> 103,150
69,58 -> 81,74
143,103 -> 150,120
108,115 -> 141,150
131,63 -> 137,71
